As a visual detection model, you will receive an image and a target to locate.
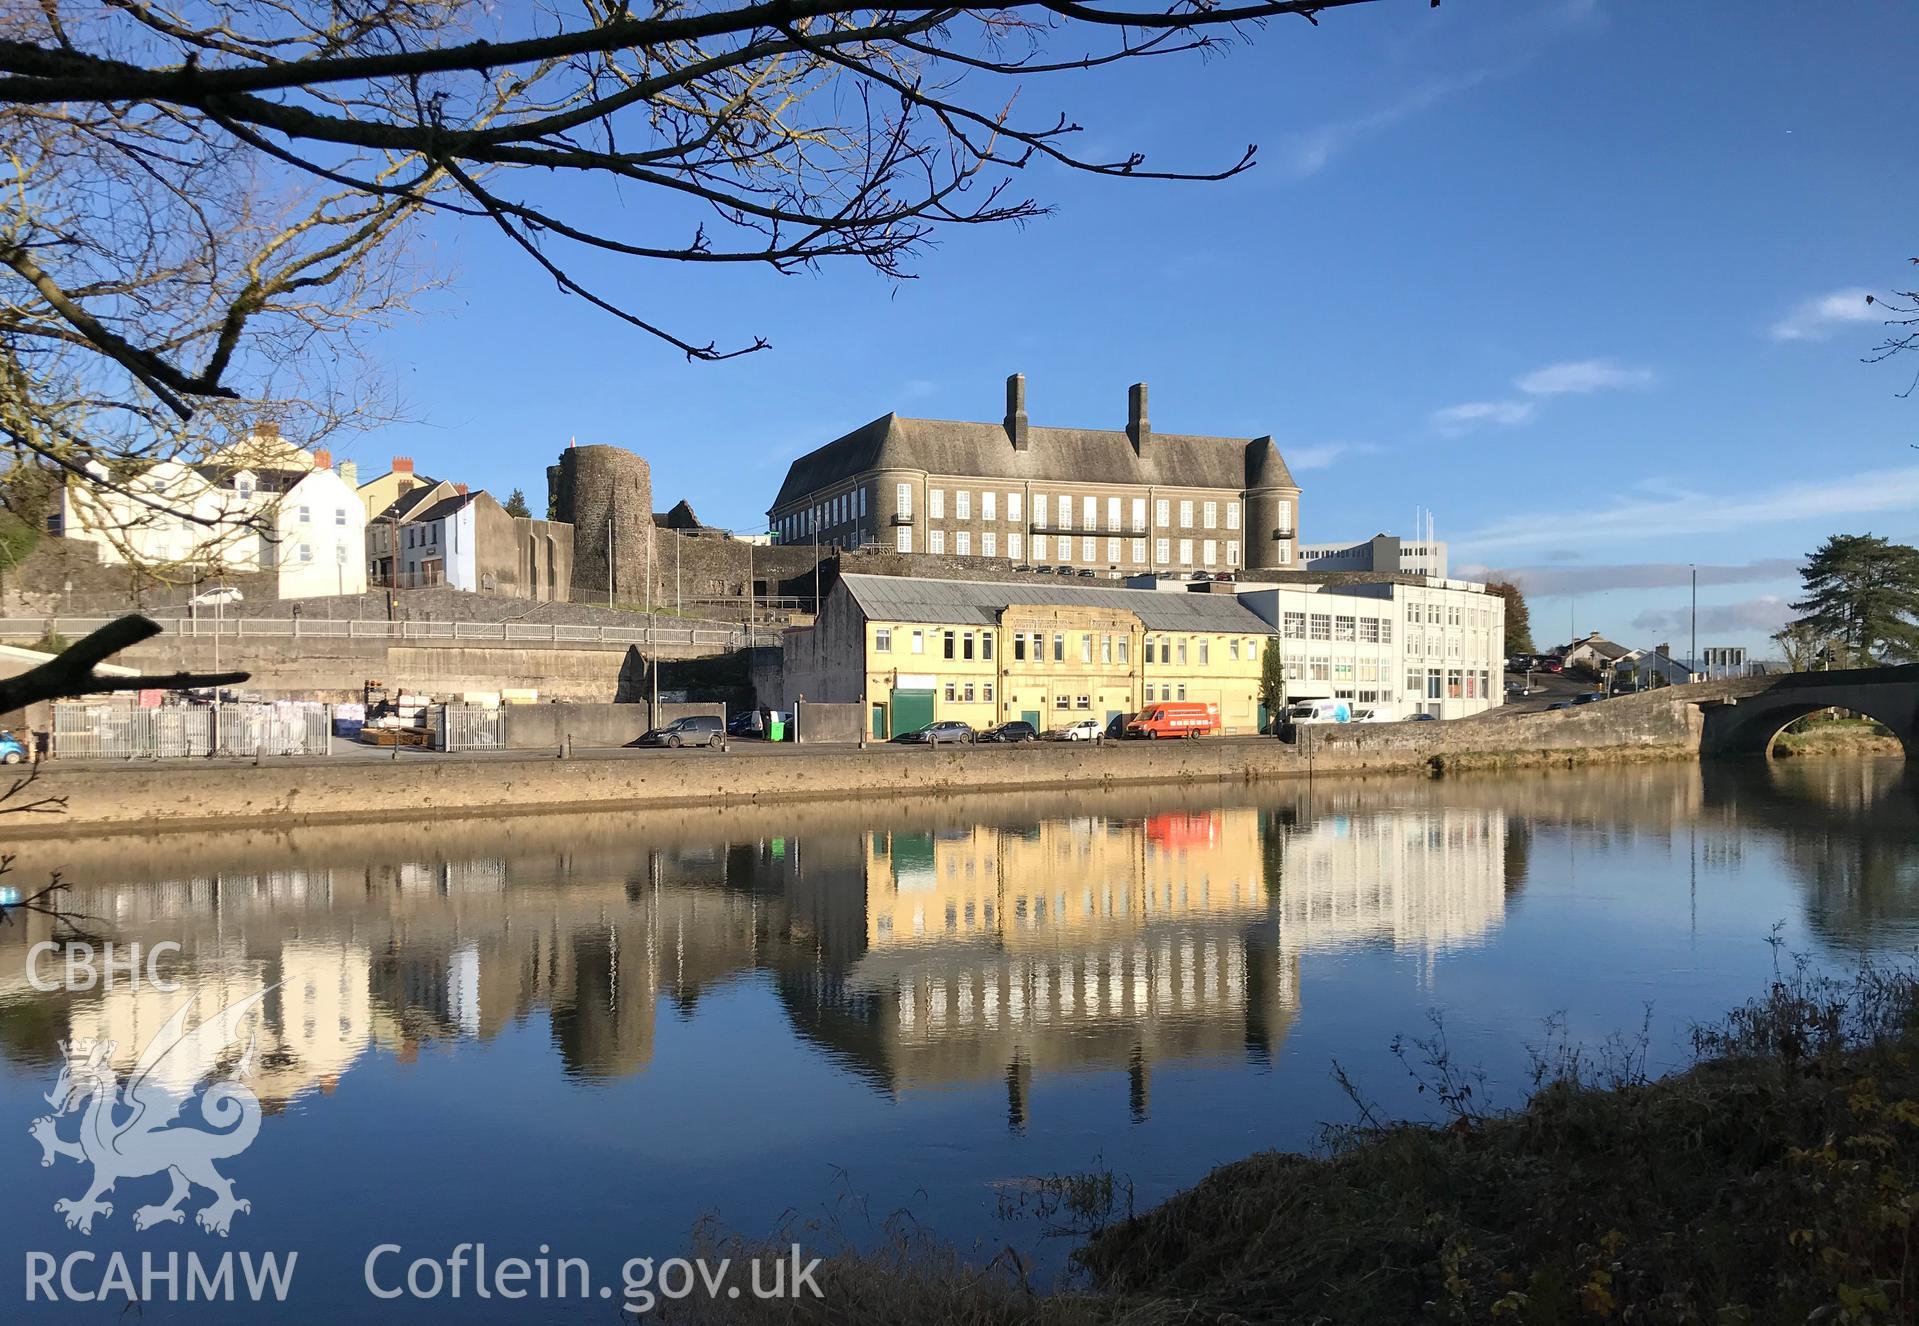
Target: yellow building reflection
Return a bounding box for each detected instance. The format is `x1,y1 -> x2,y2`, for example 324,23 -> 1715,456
9,797 -> 1518,1125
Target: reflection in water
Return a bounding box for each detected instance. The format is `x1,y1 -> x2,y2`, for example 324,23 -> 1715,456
0,788 -> 1522,1122
0,762 -> 1914,1166
1700,758 -> 1919,951
3,762 -> 1919,1321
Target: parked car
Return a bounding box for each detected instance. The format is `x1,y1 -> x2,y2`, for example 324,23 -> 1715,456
979,720 -> 1038,743
1126,701 -> 1220,739
637,715 -> 724,748
892,720 -> 976,745
1054,566 -> 1076,576
1047,717 -> 1104,742
1013,564 -> 1033,573
726,709 -> 765,737
1353,705 -> 1398,723
190,586 -> 243,606
1075,568 -> 1098,578
0,729 -> 26,765
1546,700 -> 1573,711
1406,712 -> 1439,721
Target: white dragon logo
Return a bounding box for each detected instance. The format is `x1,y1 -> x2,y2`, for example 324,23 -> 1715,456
28,987 -> 274,1237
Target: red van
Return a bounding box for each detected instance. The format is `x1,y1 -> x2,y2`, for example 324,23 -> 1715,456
1125,701 -> 1220,739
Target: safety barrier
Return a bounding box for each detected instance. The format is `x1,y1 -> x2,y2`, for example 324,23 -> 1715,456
434,705 -> 507,753
50,700 -> 332,758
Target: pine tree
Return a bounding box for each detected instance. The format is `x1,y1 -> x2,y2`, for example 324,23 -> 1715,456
1485,580 -> 1535,656
1789,534 -> 1919,664
503,487 -> 530,518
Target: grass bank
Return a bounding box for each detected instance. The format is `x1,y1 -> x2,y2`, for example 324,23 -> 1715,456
684,962 -> 1919,1324
1773,717 -> 1905,758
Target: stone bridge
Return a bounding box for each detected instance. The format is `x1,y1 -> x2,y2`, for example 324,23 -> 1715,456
1696,664 -> 1919,758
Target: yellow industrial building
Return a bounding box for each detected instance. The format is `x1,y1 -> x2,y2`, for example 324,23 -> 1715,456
782,573 -> 1275,737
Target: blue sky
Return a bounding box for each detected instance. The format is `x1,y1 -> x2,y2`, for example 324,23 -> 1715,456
359,1 -> 1918,656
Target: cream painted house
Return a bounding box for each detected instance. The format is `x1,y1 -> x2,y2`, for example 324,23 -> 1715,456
782,573 -> 1274,737
58,425 -> 368,599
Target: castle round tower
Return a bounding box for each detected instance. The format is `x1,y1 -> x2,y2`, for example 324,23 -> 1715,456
549,444 -> 654,601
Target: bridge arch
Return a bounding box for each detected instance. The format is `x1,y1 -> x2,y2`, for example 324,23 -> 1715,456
1697,667 -> 1919,759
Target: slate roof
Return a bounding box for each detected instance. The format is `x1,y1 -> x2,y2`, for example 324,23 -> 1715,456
404,492 -> 477,526
837,573 -> 1272,633
772,414 -> 1296,509
375,482 -> 451,524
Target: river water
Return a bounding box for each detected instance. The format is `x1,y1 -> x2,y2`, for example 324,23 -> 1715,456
0,759 -> 1913,1319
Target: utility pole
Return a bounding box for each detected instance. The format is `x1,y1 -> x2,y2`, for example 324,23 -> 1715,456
1689,563 -> 1697,684
607,517 -> 615,605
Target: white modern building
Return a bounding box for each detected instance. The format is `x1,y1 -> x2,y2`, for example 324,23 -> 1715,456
58,426 -> 368,600
1235,576 -> 1504,719
1296,533 -> 1449,579
1698,646 -> 1752,680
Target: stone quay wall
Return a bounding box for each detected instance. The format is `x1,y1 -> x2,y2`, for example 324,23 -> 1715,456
18,687 -> 1736,835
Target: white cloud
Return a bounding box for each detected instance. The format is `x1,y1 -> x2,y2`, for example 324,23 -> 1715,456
1286,441 -> 1380,472
1432,358 -> 1653,435
1430,400 -> 1536,436
1456,464 -> 1919,556
1483,558 -> 1801,597
1770,288 -> 1877,342
1280,70 -> 1495,178
1516,359 -> 1655,396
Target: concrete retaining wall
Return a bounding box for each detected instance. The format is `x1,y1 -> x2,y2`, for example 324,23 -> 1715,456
795,701 -> 864,744
90,635 -> 727,703
503,703 -> 652,749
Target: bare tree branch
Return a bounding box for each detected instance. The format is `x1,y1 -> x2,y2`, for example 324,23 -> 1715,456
0,614 -> 248,714
0,0 -> 1392,414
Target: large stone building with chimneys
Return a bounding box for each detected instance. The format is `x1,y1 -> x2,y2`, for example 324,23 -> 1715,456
766,377 -> 1302,577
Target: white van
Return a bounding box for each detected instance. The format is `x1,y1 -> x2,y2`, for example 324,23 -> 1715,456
1352,705 -> 1398,723
1284,698 -> 1352,725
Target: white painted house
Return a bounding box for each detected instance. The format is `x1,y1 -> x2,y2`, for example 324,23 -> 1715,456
395,488 -> 479,589
58,426 -> 368,600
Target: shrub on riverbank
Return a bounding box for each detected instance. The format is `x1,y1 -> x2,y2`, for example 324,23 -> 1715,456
680,963 -> 1919,1324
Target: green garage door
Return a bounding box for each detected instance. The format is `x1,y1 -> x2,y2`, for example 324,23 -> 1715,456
890,688 -> 935,737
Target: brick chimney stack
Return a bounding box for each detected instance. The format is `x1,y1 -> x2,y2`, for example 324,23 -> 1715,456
1127,382 -> 1150,453
392,456 -> 414,475
313,448 -> 332,470
1004,373 -> 1030,452
454,483 -> 469,496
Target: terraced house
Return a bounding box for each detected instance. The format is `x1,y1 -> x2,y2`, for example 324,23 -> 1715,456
767,376 -> 1303,576
782,574 -> 1274,737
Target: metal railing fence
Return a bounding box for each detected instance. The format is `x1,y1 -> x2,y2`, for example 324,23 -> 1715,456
434,705 -> 507,752
50,700 -> 331,758
0,617 -> 760,650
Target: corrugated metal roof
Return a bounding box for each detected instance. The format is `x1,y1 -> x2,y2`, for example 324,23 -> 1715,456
838,574 -> 1271,633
